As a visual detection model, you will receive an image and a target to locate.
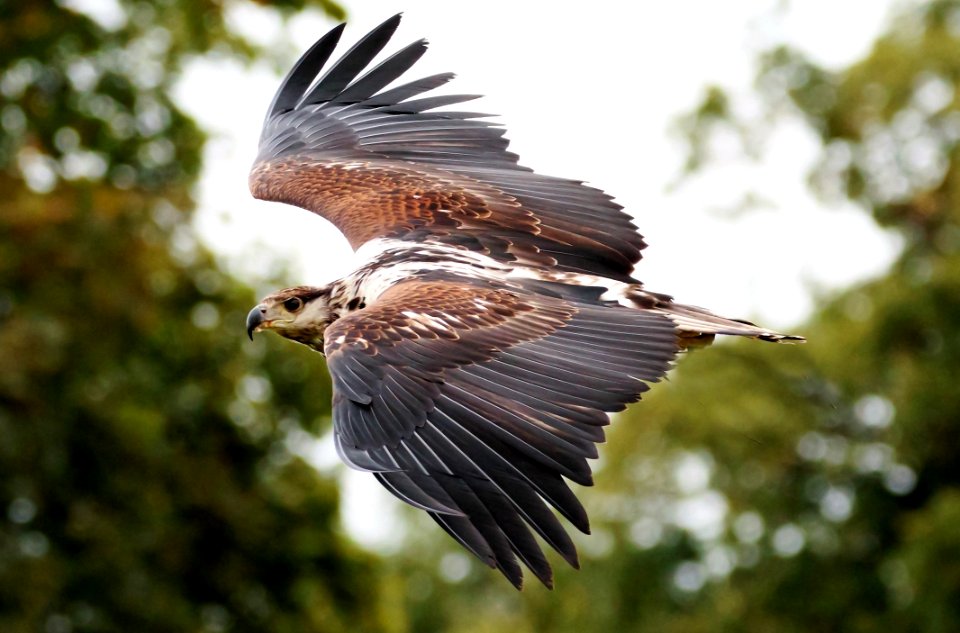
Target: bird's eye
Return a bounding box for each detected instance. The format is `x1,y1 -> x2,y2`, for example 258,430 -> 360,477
283,297 -> 304,312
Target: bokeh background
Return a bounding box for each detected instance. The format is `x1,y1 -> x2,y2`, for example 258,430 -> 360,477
3,1 -> 960,631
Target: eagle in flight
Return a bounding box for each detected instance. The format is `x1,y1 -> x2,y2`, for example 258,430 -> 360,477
245,14 -> 802,589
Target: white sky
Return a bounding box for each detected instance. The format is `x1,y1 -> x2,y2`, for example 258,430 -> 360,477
175,0 -> 904,547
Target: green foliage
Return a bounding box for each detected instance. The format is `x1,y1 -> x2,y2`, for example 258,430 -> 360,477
671,86 -> 735,175
0,1 -> 404,632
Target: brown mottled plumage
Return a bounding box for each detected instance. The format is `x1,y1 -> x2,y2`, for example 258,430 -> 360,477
245,15 -> 803,589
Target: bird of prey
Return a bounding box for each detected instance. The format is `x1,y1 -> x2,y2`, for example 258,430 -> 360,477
245,14 -> 802,589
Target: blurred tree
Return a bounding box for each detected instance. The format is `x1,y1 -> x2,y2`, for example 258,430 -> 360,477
0,2 -> 404,632
11,1 -> 960,630
384,1 -> 960,631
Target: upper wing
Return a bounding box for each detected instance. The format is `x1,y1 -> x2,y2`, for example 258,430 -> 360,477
250,15 -> 645,282
323,278 -> 678,588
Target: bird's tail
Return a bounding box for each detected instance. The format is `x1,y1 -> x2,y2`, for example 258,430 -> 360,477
624,286 -> 805,349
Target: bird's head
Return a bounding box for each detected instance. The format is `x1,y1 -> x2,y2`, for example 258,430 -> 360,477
246,285 -> 333,352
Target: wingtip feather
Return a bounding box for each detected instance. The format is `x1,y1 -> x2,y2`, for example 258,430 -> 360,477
298,14 -> 405,107
266,22 -> 346,119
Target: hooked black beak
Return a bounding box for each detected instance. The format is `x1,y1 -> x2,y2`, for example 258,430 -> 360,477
246,305 -> 265,340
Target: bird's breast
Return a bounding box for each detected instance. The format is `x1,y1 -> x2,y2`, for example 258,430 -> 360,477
342,239 -> 511,308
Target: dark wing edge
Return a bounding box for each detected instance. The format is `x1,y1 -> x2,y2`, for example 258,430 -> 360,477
250,15 -> 646,282
323,279 -> 678,588
254,14 -> 512,170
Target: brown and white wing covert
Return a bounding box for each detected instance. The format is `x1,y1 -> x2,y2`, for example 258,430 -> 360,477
251,14 -> 645,281
323,278 -> 678,588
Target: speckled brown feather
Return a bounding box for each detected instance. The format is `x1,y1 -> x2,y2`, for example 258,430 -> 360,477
324,279 -> 573,364
250,157 -> 638,275
251,160 -> 522,248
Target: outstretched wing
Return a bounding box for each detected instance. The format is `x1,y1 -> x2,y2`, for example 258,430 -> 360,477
323,278 -> 678,588
251,14 -> 645,282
